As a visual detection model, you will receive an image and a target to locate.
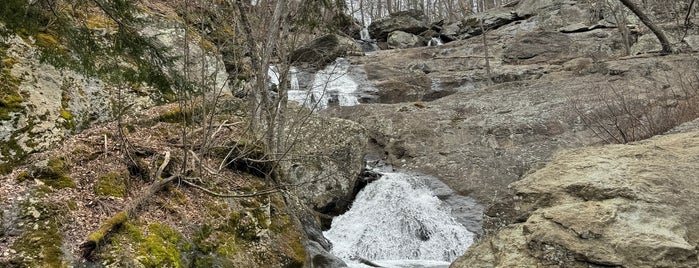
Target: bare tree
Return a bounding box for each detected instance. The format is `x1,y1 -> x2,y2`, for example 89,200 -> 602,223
618,0 -> 673,54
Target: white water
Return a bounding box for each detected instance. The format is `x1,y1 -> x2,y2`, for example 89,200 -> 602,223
324,172 -> 475,267
428,37 -> 444,46
272,60 -> 362,110
360,28 -> 371,41
309,58 -> 360,109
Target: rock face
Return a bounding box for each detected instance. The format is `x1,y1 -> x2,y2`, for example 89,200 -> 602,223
452,125 -> 699,267
387,30 -> 424,49
0,13 -> 230,173
369,10 -> 429,42
283,104 -> 368,212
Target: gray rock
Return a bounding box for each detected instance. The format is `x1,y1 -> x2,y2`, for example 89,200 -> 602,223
282,104 -> 368,211
304,240 -> 348,268
387,30 -> 424,49
369,10 -> 429,42
452,129 -> 699,268
290,34 -> 363,69
503,31 -> 574,64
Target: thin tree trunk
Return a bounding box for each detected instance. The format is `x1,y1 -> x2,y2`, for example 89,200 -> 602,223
618,0 -> 673,54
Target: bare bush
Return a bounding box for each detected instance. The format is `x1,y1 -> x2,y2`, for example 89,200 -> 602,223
573,71 -> 699,144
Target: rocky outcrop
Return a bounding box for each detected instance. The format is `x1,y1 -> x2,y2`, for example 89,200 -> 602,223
387,31 -> 424,49
369,10 -> 429,42
290,34 -> 363,69
451,124 -> 699,267
0,12 -> 230,173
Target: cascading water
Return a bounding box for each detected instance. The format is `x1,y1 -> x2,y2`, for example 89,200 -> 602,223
324,171 -> 475,267
359,28 -> 379,52
428,37 -> 444,46
309,58 -> 360,109
272,59 -> 365,110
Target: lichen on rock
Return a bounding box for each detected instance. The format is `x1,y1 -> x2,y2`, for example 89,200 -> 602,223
10,200 -> 67,267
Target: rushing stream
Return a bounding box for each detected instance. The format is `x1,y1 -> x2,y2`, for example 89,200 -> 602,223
324,170 -> 477,267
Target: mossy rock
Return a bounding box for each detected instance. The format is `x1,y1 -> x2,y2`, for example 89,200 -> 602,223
10,201 -> 67,267
33,157 -> 76,189
0,140 -> 27,174
1,44 -> 23,121
94,172 -> 127,197
136,223 -> 191,268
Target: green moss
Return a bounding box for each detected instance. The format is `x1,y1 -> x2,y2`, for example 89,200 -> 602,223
88,212 -> 128,244
10,201 -> 66,267
17,171 -> 30,182
34,157 -> 75,189
94,172 -> 127,197
219,211 -> 259,242
1,45 -> 23,121
0,139 -> 28,174
59,109 -> 76,130
135,223 -> 190,268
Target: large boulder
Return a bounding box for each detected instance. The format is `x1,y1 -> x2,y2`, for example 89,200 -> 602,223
369,10 -> 429,42
387,30 -> 424,49
290,34 -> 363,69
452,124 -> 699,267
282,104 -> 368,211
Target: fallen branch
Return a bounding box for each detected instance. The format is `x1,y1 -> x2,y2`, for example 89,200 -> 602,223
180,178 -> 281,198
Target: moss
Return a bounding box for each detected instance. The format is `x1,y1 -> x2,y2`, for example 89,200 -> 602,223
10,201 -> 66,267
33,157 -> 75,189
0,139 -> 28,174
35,33 -> 60,48
88,212 -> 128,244
85,14 -> 117,30
59,109 -> 76,130
94,172 -> 127,197
1,45 -> 23,121
135,223 -> 191,268
17,171 -> 30,182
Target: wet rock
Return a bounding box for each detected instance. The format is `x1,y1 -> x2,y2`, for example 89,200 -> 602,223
305,240 -> 348,268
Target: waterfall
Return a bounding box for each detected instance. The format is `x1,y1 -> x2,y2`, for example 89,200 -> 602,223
359,28 -> 379,52
360,28 -> 371,41
309,58 -> 360,109
324,171 -> 475,267
428,37 -> 444,47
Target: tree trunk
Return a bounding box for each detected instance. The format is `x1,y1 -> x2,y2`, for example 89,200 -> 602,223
618,0 -> 673,54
